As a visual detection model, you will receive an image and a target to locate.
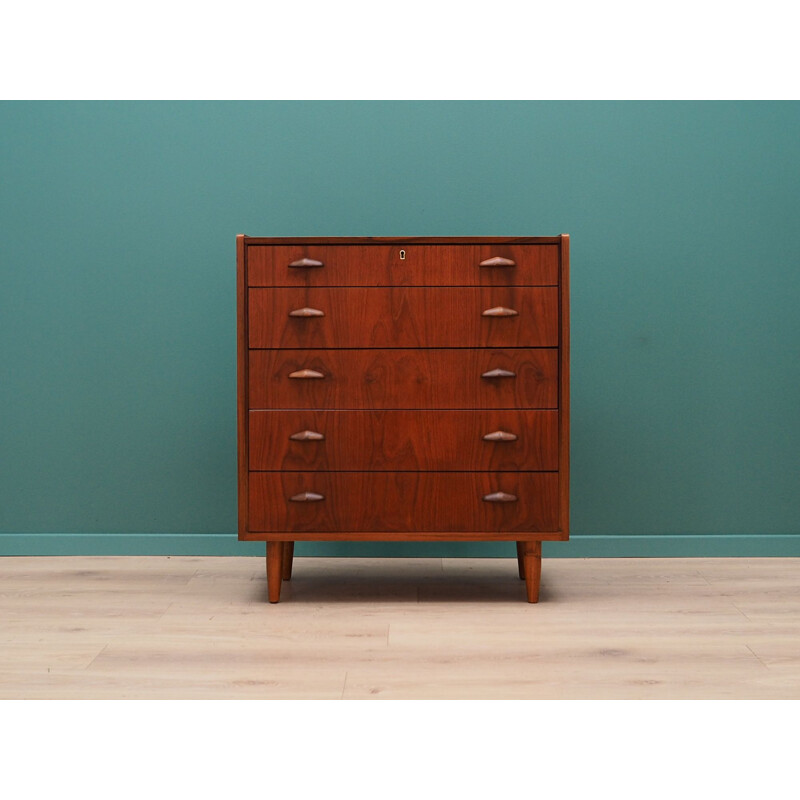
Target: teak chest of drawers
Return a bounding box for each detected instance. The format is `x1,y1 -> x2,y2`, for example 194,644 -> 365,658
236,235 -> 570,603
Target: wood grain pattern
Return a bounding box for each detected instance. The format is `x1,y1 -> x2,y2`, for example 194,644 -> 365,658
4,556 -> 798,699
248,348 -> 558,410
241,530 -> 567,542
248,409 -> 559,471
242,236 -> 563,244
237,234 -> 569,600
248,287 -> 558,348
248,472 -> 559,533
559,234 -> 570,539
247,244 -> 558,287
521,540 -> 542,603
266,541 -> 284,602
282,541 -> 295,581
236,234 -> 249,537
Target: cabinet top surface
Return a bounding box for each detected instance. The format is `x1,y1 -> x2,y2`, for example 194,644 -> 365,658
239,235 -> 567,245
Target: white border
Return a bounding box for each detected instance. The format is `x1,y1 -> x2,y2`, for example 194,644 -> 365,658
1,1 -> 797,99
1,701 -> 792,799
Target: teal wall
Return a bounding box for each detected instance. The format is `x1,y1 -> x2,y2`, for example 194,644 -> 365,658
1,101 -> 799,557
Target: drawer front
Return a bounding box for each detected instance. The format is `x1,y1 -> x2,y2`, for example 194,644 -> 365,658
248,472 -> 559,532
249,287 -> 558,349
248,348 -> 558,410
249,409 -> 558,471
247,244 -> 558,287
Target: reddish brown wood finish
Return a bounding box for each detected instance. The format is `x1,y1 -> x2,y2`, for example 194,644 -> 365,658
282,541 -> 294,581
266,541 -> 284,603
247,244 -> 558,287
248,287 -> 558,349
559,234 -> 570,539
248,472 -> 559,533
236,235 -> 249,537
236,235 -> 570,602
242,530 -> 566,542
249,348 -> 558,410
248,409 -> 558,471
521,540 -> 542,603
244,237 -> 562,244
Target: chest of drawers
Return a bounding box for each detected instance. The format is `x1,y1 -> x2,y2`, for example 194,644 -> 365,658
237,236 -> 570,603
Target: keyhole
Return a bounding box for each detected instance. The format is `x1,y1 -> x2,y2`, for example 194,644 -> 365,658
399,249 -> 406,260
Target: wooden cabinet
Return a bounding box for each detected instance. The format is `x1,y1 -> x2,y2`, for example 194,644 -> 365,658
237,236 -> 570,602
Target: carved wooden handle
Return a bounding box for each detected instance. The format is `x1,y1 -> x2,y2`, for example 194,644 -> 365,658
479,256 -> 516,268
483,491 -> 518,503
482,430 -> 518,442
288,258 -> 324,268
482,306 -> 518,317
289,307 -> 325,317
288,369 -> 325,379
289,491 -> 325,502
289,430 -> 325,441
481,368 -> 516,379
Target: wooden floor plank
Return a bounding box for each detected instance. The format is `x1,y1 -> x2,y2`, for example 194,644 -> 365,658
0,556 -> 798,699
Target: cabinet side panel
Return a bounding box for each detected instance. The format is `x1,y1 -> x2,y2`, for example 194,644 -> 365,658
237,235 -> 249,537
559,234 -> 570,538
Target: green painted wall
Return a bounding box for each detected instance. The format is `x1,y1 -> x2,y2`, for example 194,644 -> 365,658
1,101 -> 798,557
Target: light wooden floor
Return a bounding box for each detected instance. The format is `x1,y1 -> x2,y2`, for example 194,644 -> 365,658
1,556 -> 799,699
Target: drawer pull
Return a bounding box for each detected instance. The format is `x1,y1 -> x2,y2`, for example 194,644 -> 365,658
483,430 -> 518,442
288,258 -> 324,268
481,368 -> 516,379
483,491 -> 518,503
289,307 -> 325,318
479,256 -> 516,268
482,306 -> 518,317
289,491 -> 325,502
288,369 -> 325,379
289,429 -> 325,441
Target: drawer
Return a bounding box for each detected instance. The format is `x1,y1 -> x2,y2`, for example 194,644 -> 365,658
248,472 -> 559,532
248,348 -> 558,410
246,244 -> 558,287
249,287 -> 558,349
248,409 -> 558,471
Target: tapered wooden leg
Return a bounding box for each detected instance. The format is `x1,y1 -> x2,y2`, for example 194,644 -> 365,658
521,541 -> 542,603
516,542 -> 525,580
266,541 -> 284,603
282,541 -> 295,581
